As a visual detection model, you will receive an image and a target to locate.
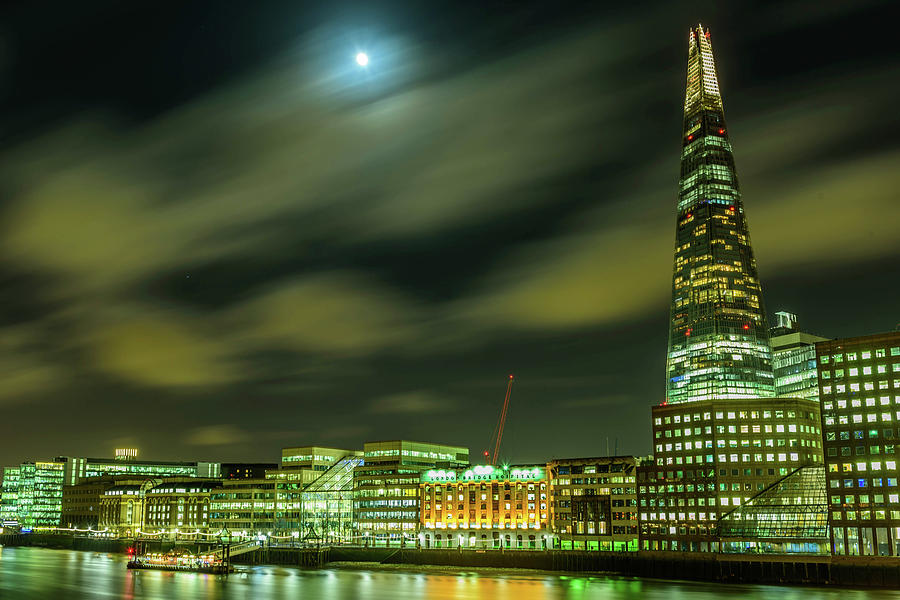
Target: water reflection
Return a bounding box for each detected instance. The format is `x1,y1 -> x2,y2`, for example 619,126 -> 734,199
0,547 -> 895,600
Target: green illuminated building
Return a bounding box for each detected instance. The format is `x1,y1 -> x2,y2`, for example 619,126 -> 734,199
0,462 -> 65,529
300,454 -> 365,544
1,467 -> 20,524
666,24 -> 774,404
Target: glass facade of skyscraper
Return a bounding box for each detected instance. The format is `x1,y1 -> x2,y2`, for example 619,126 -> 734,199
818,332 -> 900,557
666,25 -> 774,404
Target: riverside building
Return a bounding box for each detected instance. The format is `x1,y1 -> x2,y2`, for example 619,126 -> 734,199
818,331 -> 900,557
638,397 -> 822,552
354,440 -> 468,545
1,449 -> 220,529
142,478 -> 222,538
640,25 -> 827,555
547,457 -> 639,551
419,465 -> 549,549
665,24 -> 775,406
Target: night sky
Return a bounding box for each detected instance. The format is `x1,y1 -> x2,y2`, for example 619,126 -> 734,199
1,1 -> 899,468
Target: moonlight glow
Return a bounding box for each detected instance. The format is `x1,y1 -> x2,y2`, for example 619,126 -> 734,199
356,52 -> 369,67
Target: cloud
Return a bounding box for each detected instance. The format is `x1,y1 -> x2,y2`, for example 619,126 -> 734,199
0,326 -> 67,404
230,272 -> 421,355
186,425 -> 249,446
86,310 -> 237,388
370,390 -> 456,415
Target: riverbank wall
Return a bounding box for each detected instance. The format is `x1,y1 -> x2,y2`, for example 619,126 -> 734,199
2,534 -> 898,588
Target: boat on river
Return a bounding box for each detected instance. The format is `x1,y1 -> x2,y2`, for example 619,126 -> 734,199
126,549 -> 233,574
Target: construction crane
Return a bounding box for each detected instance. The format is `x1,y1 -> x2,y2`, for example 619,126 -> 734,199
484,374 -> 515,465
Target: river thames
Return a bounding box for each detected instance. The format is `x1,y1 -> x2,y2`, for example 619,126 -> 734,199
0,546 -> 895,600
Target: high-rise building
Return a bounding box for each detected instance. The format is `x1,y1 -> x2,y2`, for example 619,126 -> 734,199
770,311 -> 829,401
666,24 -> 774,404
817,331 -> 900,557
641,28 -> 831,555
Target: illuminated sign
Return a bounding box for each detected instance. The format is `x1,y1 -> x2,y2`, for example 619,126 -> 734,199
421,466 -> 544,483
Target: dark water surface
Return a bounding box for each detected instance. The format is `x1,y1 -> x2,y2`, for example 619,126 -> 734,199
0,546 -> 894,600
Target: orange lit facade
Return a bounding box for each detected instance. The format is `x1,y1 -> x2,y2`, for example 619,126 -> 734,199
419,465 -> 551,549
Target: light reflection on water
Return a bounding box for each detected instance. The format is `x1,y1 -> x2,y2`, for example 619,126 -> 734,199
0,546 -> 894,600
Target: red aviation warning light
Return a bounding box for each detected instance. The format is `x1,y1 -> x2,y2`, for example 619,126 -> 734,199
743,323 -> 751,330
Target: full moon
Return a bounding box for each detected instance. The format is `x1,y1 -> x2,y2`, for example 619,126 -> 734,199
356,52 -> 369,67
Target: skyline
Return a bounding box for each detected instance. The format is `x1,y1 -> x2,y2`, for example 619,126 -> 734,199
2,1 -> 900,467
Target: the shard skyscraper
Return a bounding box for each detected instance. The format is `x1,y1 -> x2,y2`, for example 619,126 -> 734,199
665,25 -> 775,404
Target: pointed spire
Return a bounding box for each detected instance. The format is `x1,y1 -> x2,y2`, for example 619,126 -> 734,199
684,24 -> 723,115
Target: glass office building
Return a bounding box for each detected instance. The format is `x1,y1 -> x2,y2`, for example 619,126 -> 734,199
718,465 -> 829,554
300,455 -> 365,544
818,332 -> 900,557
0,462 -> 65,529
666,25 -> 774,404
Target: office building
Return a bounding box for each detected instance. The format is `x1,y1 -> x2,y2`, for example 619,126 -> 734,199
770,311 -> 829,401
638,397 -> 822,552
547,456 -> 639,551
300,454 -> 365,544
354,440 -> 468,545
665,24 -> 774,404
209,477 -> 303,539
278,446 -> 356,485
818,331 -> 900,556
0,461 -> 65,529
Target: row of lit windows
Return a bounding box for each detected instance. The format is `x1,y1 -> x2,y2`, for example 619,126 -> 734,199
820,348 -> 900,364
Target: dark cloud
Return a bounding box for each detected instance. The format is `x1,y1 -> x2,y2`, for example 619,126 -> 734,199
0,0 -> 898,467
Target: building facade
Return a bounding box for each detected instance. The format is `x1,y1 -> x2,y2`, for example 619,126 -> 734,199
143,478 -> 222,538
638,397 -> 822,552
818,331 -> 900,557
0,461 -> 65,529
771,311 -> 829,401
354,440 -> 469,545
547,457 -> 638,551
98,479 -> 158,537
419,465 -> 549,549
665,24 -> 774,404
300,455 -> 365,544
208,477 -> 303,539
279,446 -> 355,486
61,476 -> 121,530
